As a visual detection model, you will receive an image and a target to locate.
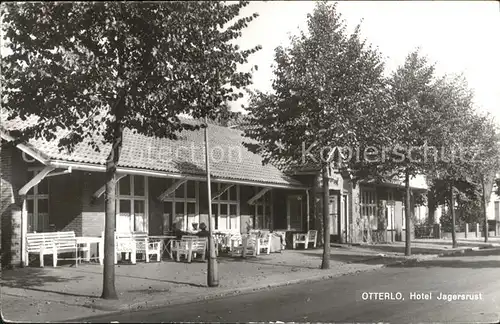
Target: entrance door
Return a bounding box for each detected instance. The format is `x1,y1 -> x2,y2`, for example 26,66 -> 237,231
329,194 -> 339,240
287,195 -> 303,231
341,194 -> 348,243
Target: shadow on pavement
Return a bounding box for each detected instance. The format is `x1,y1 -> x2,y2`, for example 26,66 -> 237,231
217,255 -> 318,270
0,267 -> 93,297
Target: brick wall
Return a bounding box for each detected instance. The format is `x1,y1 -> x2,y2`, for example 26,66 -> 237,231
81,172 -> 106,237
1,145 -> 28,268
49,171 -> 83,235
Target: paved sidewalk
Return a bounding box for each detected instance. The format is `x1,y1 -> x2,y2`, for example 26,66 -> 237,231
1,242 -> 495,322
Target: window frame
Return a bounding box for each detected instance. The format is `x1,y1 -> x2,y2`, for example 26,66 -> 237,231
254,188 -> 273,230
116,175 -> 149,233
211,183 -> 240,232
26,167 -> 50,233
163,180 -> 200,232
360,187 -> 378,230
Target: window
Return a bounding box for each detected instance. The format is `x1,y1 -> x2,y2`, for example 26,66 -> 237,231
26,170 -> 50,232
386,190 -> 395,230
495,201 -> 500,221
116,175 -> 148,233
360,188 -> 377,230
212,184 -> 239,232
254,188 -> 272,229
163,179 -> 199,232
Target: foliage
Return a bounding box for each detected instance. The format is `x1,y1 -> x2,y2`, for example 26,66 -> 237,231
2,1 -> 261,149
243,1 -> 387,168
439,200 -> 483,232
1,1 -> 261,296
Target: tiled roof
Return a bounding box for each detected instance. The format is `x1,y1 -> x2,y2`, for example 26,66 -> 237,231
0,114 -> 304,188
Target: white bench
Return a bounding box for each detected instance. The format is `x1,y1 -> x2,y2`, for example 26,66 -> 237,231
26,231 -> 78,267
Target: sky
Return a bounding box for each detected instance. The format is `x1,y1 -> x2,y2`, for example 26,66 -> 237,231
231,1 -> 500,123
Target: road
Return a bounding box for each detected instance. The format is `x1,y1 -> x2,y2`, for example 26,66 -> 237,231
78,248 -> 500,323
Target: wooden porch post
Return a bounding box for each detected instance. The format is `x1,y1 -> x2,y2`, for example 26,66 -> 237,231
20,198 -> 28,267
306,189 -> 310,231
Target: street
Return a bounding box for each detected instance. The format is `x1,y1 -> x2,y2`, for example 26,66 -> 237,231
77,248 -> 500,323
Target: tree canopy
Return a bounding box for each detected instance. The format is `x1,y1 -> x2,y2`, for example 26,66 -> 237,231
244,1 -> 387,169
2,1 -> 261,150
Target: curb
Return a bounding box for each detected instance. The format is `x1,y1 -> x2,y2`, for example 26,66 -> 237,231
68,264 -> 386,320
23,244 -> 500,321
121,264 -> 385,311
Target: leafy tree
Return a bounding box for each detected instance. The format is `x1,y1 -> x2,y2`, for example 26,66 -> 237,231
348,50 -> 439,256
464,113 -> 500,242
424,74 -> 478,248
2,1 -> 260,298
427,75 -> 500,245
244,1 -> 386,268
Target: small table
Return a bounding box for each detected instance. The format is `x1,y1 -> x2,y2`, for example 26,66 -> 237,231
76,236 -> 103,265
149,235 -> 176,259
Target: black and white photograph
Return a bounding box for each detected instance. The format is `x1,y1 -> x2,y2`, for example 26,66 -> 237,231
1,1 -> 499,323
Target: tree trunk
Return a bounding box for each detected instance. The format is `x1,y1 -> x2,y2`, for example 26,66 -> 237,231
321,164 -> 331,269
450,182 -> 458,248
482,176 -> 488,243
204,117 -> 219,287
101,120 -> 123,300
404,170 -> 411,256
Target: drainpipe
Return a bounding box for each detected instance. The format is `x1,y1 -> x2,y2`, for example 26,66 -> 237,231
306,189 -> 310,231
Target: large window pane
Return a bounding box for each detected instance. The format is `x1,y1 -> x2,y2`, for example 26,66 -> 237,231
211,204 -> 218,217
229,204 -> 237,216
117,200 -> 131,232
186,181 -> 196,199
38,179 -> 49,195
38,199 -> 49,213
187,202 -> 196,231
27,200 -> 34,213
175,202 -> 185,214
257,205 -> 263,216
175,183 -> 185,198
134,176 -> 145,196
134,200 -> 145,232
211,183 -> 218,199
229,186 -> 237,201
220,187 -> 228,201
220,204 -> 228,215
119,176 -> 131,195
230,215 -> 238,230
163,201 -> 173,233
120,200 -> 131,214
175,202 -> 185,230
